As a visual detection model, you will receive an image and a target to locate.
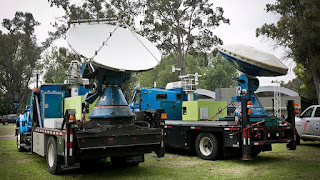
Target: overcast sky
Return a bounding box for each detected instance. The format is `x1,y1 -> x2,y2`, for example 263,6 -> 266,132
0,0 -> 295,86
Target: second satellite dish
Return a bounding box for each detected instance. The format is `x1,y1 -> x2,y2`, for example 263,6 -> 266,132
66,21 -> 161,72
218,44 -> 288,77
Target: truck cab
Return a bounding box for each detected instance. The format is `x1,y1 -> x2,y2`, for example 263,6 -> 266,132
130,88 -> 190,120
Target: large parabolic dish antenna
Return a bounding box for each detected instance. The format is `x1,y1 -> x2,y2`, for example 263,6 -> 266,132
218,44 -> 288,77
66,21 -> 161,72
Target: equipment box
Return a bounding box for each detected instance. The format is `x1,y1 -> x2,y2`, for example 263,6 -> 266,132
64,96 -> 97,121
43,118 -> 64,129
182,101 -> 227,121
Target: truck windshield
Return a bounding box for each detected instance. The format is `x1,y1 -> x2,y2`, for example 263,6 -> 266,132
131,90 -> 141,104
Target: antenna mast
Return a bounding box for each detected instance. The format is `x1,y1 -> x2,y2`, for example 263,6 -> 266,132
273,80 -> 281,118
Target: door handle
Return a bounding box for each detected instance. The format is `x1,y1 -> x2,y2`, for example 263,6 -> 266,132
306,121 -> 310,122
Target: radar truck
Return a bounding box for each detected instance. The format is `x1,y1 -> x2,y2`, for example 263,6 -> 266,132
131,44 -> 297,160
15,19 -> 165,175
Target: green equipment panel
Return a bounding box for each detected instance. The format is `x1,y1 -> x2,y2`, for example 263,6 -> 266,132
64,96 -> 97,121
182,101 -> 227,121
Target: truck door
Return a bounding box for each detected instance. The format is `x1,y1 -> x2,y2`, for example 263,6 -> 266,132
140,89 -> 149,111
299,107 -> 315,135
309,107 -> 320,136
43,93 -> 64,118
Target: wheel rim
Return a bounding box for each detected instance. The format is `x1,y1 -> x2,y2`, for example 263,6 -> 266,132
48,144 -> 54,167
199,137 -> 213,156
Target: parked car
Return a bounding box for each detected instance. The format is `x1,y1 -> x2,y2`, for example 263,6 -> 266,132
295,105 -> 320,143
2,114 -> 18,125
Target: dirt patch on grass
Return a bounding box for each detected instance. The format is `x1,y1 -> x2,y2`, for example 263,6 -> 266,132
0,124 -> 16,140
149,154 -> 205,168
15,157 -> 33,165
0,124 -> 16,136
0,135 -> 16,140
169,159 -> 204,168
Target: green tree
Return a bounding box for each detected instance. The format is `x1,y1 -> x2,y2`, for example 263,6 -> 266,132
256,0 -> 320,104
293,64 -> 317,101
199,54 -> 237,91
44,0 -> 141,49
140,0 -> 229,75
0,12 -> 41,113
280,78 -> 302,92
140,55 -> 180,88
41,47 -> 74,83
139,53 -> 237,91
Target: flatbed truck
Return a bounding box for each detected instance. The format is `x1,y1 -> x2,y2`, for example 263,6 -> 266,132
16,83 -> 164,174
163,99 -> 296,160
132,75 -> 297,160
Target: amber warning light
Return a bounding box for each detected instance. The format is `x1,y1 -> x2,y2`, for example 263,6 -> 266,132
69,115 -> 76,122
161,113 -> 167,120
294,103 -> 300,114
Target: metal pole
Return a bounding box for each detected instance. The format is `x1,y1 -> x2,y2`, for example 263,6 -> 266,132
286,100 -> 296,150
241,98 -> 251,160
36,73 -> 39,89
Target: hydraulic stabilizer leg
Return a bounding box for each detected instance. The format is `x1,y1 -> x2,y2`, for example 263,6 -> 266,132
155,120 -> 165,158
241,98 -> 251,160
286,100 -> 296,150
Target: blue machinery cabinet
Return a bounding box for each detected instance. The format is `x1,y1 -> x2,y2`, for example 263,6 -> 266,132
42,92 -> 64,118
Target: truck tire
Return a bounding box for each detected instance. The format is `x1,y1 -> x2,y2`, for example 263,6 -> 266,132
195,133 -> 219,160
16,129 -> 24,152
4,122 -> 8,125
46,136 -> 61,175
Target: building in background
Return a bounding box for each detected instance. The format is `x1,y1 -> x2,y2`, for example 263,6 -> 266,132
215,86 -> 310,116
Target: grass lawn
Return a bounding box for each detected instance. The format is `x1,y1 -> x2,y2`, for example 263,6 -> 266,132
0,125 -> 320,179
0,124 -> 15,136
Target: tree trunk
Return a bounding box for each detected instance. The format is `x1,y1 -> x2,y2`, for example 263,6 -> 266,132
311,70 -> 320,104
17,78 -> 31,113
177,34 -> 185,75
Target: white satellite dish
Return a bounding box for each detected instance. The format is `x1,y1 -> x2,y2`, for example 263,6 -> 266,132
218,44 -> 288,77
66,21 -> 161,72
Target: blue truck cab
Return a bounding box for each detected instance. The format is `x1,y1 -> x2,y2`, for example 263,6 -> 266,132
130,88 -> 196,120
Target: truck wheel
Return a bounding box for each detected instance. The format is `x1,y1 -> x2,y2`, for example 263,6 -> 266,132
195,133 -> 219,160
17,129 -> 24,152
4,122 -> 8,125
46,136 -> 61,175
